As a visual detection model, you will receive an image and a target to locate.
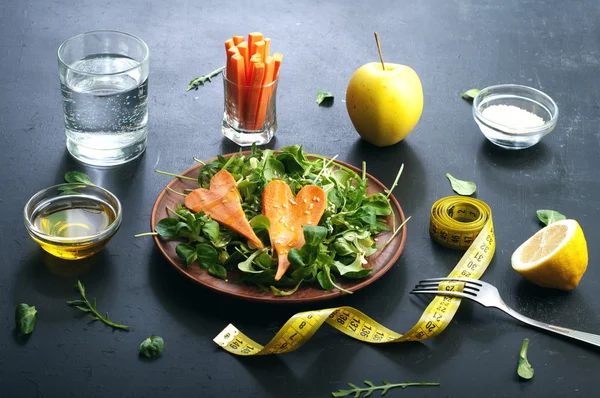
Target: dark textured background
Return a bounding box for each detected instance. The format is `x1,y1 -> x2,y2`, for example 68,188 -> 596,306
2,0 -> 600,397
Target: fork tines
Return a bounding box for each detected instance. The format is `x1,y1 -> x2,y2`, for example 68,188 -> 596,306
411,277 -> 483,297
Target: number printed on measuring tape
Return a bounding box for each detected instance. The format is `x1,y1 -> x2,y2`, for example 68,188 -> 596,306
213,196 -> 495,355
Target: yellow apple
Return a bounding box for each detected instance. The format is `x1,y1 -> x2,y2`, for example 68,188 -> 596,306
346,62 -> 423,146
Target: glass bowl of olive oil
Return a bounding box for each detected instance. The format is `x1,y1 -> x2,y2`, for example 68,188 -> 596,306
24,183 -> 122,260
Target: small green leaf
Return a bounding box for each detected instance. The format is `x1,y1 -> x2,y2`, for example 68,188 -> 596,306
316,91 -> 334,105
302,225 -> 328,246
249,215 -> 270,231
270,279 -> 304,296
202,220 -> 220,241
208,264 -> 228,280
446,173 -> 477,196
536,209 -> 566,226
64,171 -> 92,184
517,338 -> 534,380
175,243 -> 197,266
196,244 -> 218,269
139,335 -> 164,358
15,303 -> 37,335
154,218 -> 180,238
461,88 -> 480,101
238,249 -> 267,274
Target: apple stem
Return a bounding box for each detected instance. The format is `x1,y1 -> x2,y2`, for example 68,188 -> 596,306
374,32 -> 385,70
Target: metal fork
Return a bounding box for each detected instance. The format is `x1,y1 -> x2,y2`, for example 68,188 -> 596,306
411,277 -> 600,348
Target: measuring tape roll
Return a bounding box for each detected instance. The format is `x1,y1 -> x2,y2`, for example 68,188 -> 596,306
429,196 -> 491,250
214,197 -> 495,355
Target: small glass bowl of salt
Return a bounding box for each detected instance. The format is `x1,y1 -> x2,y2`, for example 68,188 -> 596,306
473,84 -> 558,149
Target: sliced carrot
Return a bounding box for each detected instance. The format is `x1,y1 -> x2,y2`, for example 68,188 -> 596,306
224,38 -> 235,51
262,181 -> 327,281
185,169 -> 263,249
264,38 -> 271,58
232,35 -> 244,45
254,56 -> 275,129
254,40 -> 266,61
245,58 -> 265,130
272,53 -> 283,79
226,46 -> 239,80
248,32 -> 263,61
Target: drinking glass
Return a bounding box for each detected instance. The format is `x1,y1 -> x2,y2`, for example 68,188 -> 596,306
58,31 -> 149,166
222,74 -> 278,146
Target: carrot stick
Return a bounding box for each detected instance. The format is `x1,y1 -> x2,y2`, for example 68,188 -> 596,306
272,53 -> 283,79
237,41 -> 250,83
254,56 -> 275,129
226,46 -> 240,80
254,40 -> 266,62
232,35 -> 244,45
248,32 -> 263,61
225,38 -> 235,51
230,53 -> 247,124
264,38 -> 271,58
245,59 -> 265,130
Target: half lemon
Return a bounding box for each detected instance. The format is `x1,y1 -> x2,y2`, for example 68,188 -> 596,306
511,219 -> 588,291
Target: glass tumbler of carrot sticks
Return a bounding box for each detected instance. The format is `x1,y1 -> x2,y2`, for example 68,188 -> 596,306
222,32 -> 282,146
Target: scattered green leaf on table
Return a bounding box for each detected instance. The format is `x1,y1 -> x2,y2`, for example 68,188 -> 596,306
15,303 -> 37,335
64,171 -> 92,184
187,66 -> 225,91
537,209 -> 566,226
461,88 -> 480,101
517,338 -> 534,380
139,335 -> 164,358
316,91 -> 334,105
446,173 -> 477,196
66,280 -> 129,330
332,380 -> 440,397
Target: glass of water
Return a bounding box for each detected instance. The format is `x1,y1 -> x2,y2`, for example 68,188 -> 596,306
58,31 -> 149,166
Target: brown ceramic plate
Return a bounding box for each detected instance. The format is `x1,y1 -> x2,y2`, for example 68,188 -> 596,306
151,152 -> 406,303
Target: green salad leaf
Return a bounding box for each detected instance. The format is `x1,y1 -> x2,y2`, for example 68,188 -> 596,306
139,335 -> 164,358
15,303 -> 37,335
316,91 -> 334,105
536,209 -> 566,226
446,173 -> 477,196
149,144 -> 404,296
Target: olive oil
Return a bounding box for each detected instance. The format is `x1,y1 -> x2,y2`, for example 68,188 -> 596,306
30,196 -> 117,260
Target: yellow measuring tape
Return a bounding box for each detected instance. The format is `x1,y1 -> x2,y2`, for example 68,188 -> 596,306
214,196 -> 494,355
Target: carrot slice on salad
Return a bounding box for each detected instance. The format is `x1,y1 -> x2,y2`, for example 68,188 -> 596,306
185,169 -> 263,249
262,180 -> 327,281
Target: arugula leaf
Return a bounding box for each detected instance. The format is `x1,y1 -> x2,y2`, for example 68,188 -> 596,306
270,279 -> 304,296
446,173 -> 477,196
186,66 -> 225,91
316,91 -> 334,105
332,380 -> 439,397
517,338 -> 534,380
537,209 -> 566,226
238,249 -> 268,274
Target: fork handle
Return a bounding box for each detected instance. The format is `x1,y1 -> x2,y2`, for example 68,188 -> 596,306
498,305 -> 600,348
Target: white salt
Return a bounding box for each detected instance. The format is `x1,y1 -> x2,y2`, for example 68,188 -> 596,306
482,104 -> 545,131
